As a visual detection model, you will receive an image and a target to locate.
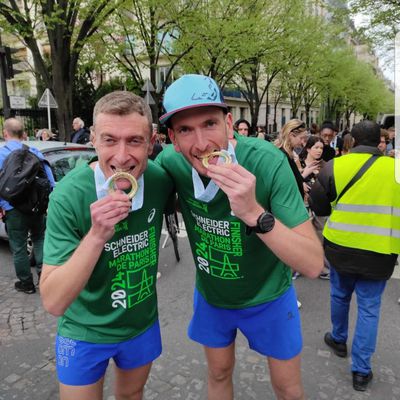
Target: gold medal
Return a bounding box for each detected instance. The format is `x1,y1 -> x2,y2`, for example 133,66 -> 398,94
202,151 -> 232,168
108,171 -> 138,199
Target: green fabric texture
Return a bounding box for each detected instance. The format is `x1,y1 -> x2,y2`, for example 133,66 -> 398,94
157,135 -> 309,308
44,160 -> 173,343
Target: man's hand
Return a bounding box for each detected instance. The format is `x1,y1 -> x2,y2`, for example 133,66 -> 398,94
206,163 -> 264,226
89,191 -> 131,243
0,207 -> 5,220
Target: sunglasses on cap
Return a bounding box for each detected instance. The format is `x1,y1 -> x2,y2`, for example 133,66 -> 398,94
291,123 -> 306,134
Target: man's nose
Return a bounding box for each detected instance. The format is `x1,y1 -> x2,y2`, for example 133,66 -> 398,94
193,129 -> 208,150
114,142 -> 130,162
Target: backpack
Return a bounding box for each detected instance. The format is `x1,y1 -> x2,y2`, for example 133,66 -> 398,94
0,144 -> 52,215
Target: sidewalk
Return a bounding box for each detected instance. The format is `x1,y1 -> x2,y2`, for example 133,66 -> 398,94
0,238 -> 399,399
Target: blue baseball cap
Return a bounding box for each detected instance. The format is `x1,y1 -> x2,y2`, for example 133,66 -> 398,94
160,74 -> 228,124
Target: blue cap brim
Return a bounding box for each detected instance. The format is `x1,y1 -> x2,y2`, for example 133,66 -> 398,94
160,103 -> 228,124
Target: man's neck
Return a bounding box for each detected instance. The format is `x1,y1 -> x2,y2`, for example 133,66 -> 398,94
5,136 -> 22,142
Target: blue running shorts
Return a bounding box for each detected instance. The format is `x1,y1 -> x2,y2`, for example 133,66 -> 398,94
55,320 -> 161,386
188,286 -> 302,360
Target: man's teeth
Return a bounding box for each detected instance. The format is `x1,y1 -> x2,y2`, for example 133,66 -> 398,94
112,167 -> 134,172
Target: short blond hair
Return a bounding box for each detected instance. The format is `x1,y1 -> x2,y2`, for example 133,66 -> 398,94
93,91 -> 153,135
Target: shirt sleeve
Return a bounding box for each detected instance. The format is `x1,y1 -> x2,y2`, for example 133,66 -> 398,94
265,156 -> 309,228
43,162 -> 56,188
43,193 -> 82,266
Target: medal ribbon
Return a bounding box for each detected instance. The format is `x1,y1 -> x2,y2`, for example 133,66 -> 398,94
192,142 -> 237,203
94,163 -> 144,211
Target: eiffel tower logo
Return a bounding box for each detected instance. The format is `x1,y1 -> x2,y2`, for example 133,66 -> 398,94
137,269 -> 152,300
127,269 -> 154,307
219,253 -> 239,278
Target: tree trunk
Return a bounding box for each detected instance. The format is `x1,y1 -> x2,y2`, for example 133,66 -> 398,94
265,87 -> 269,131
51,56 -> 73,141
305,103 -> 310,126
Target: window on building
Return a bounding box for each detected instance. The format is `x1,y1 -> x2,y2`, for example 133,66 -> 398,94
281,108 -> 286,126
240,107 -> 246,119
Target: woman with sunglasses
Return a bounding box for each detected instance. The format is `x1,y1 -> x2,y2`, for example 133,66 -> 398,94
275,119 -> 309,198
275,119 -> 311,295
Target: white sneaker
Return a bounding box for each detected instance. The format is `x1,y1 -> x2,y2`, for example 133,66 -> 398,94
297,300 -> 302,309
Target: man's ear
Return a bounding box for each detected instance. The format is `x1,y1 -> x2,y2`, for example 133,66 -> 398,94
168,128 -> 181,153
225,112 -> 234,138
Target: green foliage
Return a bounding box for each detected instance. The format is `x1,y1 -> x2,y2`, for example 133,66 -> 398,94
349,0 -> 400,41
0,0 -> 393,132
175,0 -> 271,87
0,0 -> 128,140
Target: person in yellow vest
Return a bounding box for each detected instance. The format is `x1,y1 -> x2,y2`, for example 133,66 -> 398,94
309,120 -> 400,392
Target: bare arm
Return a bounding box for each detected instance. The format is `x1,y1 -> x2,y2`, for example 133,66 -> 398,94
206,163 -> 324,278
40,192 -> 131,316
255,218 -> 323,278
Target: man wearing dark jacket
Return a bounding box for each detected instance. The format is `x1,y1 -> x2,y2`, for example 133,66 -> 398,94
71,117 -> 90,144
309,120 -> 400,392
320,121 -> 343,161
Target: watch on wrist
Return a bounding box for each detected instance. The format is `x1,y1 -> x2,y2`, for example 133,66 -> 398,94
246,211 -> 275,235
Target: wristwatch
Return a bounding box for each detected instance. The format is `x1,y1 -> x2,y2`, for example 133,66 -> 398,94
246,211 -> 275,234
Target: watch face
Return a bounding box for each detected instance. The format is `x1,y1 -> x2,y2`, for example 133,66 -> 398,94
257,212 -> 275,233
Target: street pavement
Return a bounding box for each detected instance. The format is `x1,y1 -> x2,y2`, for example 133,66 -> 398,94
0,225 -> 399,400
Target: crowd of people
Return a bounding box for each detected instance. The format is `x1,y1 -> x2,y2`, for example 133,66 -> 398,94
0,74 -> 398,400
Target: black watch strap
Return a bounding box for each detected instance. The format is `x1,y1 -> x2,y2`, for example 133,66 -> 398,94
246,211 -> 275,235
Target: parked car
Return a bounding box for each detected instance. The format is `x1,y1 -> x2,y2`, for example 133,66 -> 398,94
377,113 -> 395,129
0,141 -> 96,241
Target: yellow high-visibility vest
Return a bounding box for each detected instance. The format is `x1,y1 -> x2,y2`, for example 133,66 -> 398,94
323,153 -> 400,255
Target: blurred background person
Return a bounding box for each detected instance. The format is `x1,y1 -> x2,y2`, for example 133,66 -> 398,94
40,129 -> 54,141
298,136 -> 324,188
309,123 -> 320,136
386,127 -> 395,157
342,134 -> 355,155
275,119 -> 308,200
71,117 -> 90,144
320,121 -> 342,161
234,118 -> 251,137
256,126 -> 266,140
378,129 -> 389,154
298,135 -> 329,279
274,119 -> 309,300
149,123 -> 163,160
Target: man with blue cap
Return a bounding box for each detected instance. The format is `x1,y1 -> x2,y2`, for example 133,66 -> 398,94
157,74 -> 323,400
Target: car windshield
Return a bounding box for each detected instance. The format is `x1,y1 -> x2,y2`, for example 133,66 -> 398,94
44,149 -> 95,182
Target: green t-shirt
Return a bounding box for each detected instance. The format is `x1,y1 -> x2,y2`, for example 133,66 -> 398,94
157,135 -> 309,308
44,160 -> 173,343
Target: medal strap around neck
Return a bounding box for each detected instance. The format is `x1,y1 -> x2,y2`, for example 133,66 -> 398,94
94,163 -> 144,211
192,142 -> 237,203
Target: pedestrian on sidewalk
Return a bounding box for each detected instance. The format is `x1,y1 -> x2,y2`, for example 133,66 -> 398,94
0,118 -> 55,294
309,120 -> 400,392
40,91 -> 173,400
157,74 -> 323,400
